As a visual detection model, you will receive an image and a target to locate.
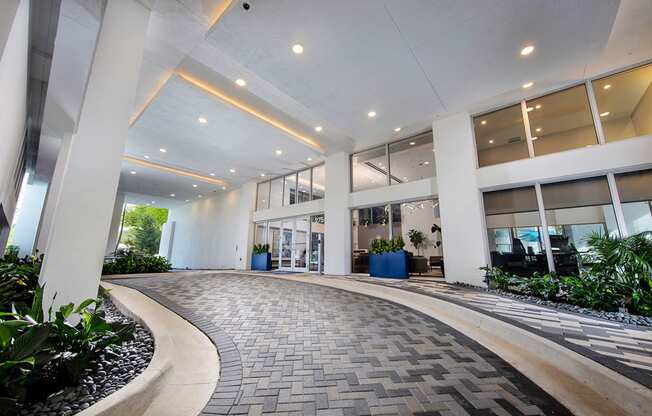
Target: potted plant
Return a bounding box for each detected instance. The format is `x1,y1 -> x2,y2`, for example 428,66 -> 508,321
251,244 -> 271,271
369,236 -> 409,278
407,229 -> 427,256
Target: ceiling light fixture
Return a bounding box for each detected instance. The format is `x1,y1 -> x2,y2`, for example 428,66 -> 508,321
522,82 -> 534,89
198,117 -> 207,124
185,199 -> 190,202
520,45 -> 535,56
292,44 -> 304,54
198,195 -> 203,198
159,148 -> 167,153
526,106 -> 534,112
229,168 -> 236,173
480,120 -> 487,125
489,139 -> 494,144
307,157 -> 313,162
260,173 -> 266,177
409,142 -> 415,146
235,78 -> 246,87
367,111 -> 376,118
192,184 -> 198,188
600,111 -> 610,117
423,161 -> 430,165
394,127 -> 401,132
130,171 -> 136,175
315,126 -> 323,132
210,173 -> 215,176
531,136 -> 538,140
603,84 -> 611,90
275,149 -> 283,155
535,127 -> 542,132
151,201 -> 156,204
221,186 -> 227,190
144,155 -> 150,159
170,193 -> 175,197
123,156 -> 227,186
535,104 -> 542,109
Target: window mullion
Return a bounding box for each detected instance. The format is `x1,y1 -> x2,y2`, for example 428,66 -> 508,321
535,183 -> 555,273
521,100 -> 535,158
586,80 -> 606,145
607,173 -> 629,237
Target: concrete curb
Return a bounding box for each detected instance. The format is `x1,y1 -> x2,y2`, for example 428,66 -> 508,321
75,282 -> 219,416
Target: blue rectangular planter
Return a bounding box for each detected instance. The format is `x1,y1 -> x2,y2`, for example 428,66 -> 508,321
251,252 -> 272,271
369,250 -> 409,279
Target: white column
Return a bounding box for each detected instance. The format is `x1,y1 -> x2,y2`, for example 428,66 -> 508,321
235,181 -> 257,269
35,132 -> 73,254
324,152 -> 351,275
433,113 -> 489,286
158,220 -> 175,259
7,177 -> 48,257
40,1 -> 150,309
105,192 -> 125,255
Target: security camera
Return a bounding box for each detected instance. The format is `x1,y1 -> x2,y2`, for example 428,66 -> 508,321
242,1 -> 253,10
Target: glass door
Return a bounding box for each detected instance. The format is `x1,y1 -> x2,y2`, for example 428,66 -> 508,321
293,217 -> 309,272
280,219 -> 293,269
268,220 -> 281,270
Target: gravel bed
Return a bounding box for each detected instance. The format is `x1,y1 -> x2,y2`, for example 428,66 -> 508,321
21,300 -> 154,416
455,282 -> 652,327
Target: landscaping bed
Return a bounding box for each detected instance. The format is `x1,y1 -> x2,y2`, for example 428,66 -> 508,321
19,300 -> 154,416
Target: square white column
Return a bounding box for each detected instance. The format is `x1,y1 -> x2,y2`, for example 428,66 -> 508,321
324,152 -> 351,275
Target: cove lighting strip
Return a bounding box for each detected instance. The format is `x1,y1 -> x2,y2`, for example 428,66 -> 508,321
123,156 -> 227,186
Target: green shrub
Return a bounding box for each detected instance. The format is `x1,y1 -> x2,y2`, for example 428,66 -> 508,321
559,274 -> 620,311
0,255 -> 43,314
480,266 -> 521,291
516,272 -> 560,301
102,251 -> 171,275
370,236 -> 405,254
253,244 -> 270,254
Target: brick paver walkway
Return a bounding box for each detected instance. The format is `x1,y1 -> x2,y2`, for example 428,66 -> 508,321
113,273 -> 570,416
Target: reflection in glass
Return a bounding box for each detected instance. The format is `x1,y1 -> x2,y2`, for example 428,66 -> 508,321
254,222 -> 267,247
269,178 -> 283,208
311,164 -> 325,200
283,174 -> 297,206
527,85 -> 598,156
297,170 -> 311,204
351,205 -> 389,273
483,187 -> 548,276
280,219 -> 293,267
294,217 -> 309,269
310,215 -> 325,272
268,220 -> 281,269
593,64 -> 652,142
616,169 -> 652,234
542,177 -> 619,275
388,132 -> 435,184
351,146 -> 388,191
474,104 -> 529,167
256,181 -> 270,210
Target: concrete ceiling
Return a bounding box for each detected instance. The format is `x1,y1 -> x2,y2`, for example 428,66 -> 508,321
36,0 -> 652,204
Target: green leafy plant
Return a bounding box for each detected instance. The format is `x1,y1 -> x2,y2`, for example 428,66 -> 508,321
2,246 -> 19,264
102,251 -> 171,275
407,229 -> 427,256
559,274 -> 620,311
0,255 -> 43,314
480,266 -> 521,291
516,272 -> 560,300
253,244 -> 270,254
370,237 -> 405,254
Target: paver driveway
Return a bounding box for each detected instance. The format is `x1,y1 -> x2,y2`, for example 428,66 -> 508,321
114,273 -> 571,416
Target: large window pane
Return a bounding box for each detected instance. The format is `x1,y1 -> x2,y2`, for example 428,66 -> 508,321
310,214 -> 325,272
616,169 -> 652,234
283,173 -> 297,206
254,222 -> 267,246
474,104 -> 529,167
351,146 -> 387,191
542,177 -> 619,275
388,132 -> 435,184
311,164 -> 325,200
527,85 -> 598,156
392,200 -> 443,276
483,187 -> 547,276
593,64 -> 652,143
297,169 -> 311,204
256,181 -> 270,210
268,220 -> 281,269
269,178 -> 283,208
351,205 -> 389,273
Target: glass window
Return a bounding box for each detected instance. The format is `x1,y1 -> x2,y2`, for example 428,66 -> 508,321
254,222 -> 267,246
268,220 -> 281,270
283,173 -> 297,206
542,177 -> 619,275
392,200 -> 443,276
296,169 -> 311,204
310,214 -> 325,272
269,177 -> 283,208
256,181 -> 270,210
351,146 -> 387,192
483,187 -> 548,276
616,169 -> 652,234
474,104 -> 529,167
388,132 -> 435,184
351,205 -> 389,273
527,85 -> 598,156
593,64 -> 652,142
311,164 -> 325,200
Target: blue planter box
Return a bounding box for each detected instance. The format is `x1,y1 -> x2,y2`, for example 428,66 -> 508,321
251,253 -> 272,271
369,250 -> 409,279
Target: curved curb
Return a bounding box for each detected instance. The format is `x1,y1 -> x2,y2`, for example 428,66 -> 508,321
76,282 -> 219,416
237,271 -> 652,416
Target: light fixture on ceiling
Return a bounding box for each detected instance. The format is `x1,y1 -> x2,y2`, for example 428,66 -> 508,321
314,126 -> 323,132
235,78 -> 246,87
260,173 -> 266,177
209,173 -> 215,176
198,117 -> 207,124
307,157 -> 313,162
423,161 -> 430,165
159,148 -> 167,153
144,155 -> 150,159
535,104 -> 542,109
489,139 -> 494,144
535,127 -> 542,132
409,141 -> 415,146
170,193 -> 175,197
185,199 -> 189,202
367,111 -> 376,118
520,45 -> 535,56
130,171 -> 136,175
229,168 -> 236,173
394,127 -> 401,132
275,149 -> 283,155
603,84 -> 611,90
221,186 -> 227,190
198,194 -> 203,198
192,184 -> 198,188
531,136 -> 538,140
526,106 -> 534,112
480,120 -> 487,125
292,44 -> 304,54
600,111 -> 610,117
522,82 -> 534,89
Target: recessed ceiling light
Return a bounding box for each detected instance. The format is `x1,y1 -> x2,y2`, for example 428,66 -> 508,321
198,195 -> 203,198
292,44 -> 304,54
170,193 -> 175,197
221,186 -> 227,190
535,104 -> 542,109
535,127 -> 542,132
520,45 -> 535,56
192,184 -> 198,188
423,161 -> 430,165
603,84 -> 611,90
314,126 -> 323,132
229,168 -> 236,173
185,199 -> 189,202
235,78 -> 246,87
275,149 -> 283,155
489,139 -> 494,144
198,117 -> 207,124
409,142 -> 416,146
130,171 -> 136,175
522,82 -> 534,89
367,111 -> 376,118
394,127 -> 401,132
531,136 -> 538,140
209,173 -> 215,176
159,148 -> 167,153
144,155 -> 150,159
260,173 -> 266,177
600,111 -> 610,117
480,120 -> 487,125
526,106 -> 534,112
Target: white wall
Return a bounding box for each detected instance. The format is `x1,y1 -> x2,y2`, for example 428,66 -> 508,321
7,178 -> 48,257
324,152 -> 351,275
0,0 -> 28,231
349,177 -> 437,209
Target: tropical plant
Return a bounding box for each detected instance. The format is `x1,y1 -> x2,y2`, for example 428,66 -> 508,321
516,272 -> 560,300
370,236 -> 405,254
2,246 -> 19,264
253,244 -> 270,254
407,229 -> 427,256
102,251 -> 171,275
0,255 -> 43,314
481,266 -> 520,291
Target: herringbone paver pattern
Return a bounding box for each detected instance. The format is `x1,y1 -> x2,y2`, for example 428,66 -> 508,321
115,273 -> 570,416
